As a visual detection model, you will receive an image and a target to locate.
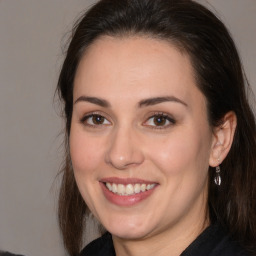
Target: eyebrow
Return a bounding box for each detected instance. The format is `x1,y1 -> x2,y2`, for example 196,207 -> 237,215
139,96 -> 187,107
74,96 -> 110,107
74,95 -> 187,108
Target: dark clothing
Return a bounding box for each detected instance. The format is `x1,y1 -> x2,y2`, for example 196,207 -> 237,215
0,252 -> 25,256
80,223 -> 250,256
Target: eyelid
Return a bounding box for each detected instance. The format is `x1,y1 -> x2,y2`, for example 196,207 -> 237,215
143,112 -> 176,129
80,111 -> 112,127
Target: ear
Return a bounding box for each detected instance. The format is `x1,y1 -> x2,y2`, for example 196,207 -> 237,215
209,111 -> 237,167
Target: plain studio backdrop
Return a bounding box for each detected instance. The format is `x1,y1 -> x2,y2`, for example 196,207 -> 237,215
0,1 -> 255,256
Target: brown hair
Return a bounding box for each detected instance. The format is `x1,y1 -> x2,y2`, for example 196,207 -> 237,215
56,0 -> 256,255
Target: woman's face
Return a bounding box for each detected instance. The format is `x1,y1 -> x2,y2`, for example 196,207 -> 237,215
70,36 -> 216,240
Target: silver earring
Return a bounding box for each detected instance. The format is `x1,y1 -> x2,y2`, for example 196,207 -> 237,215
214,165 -> 221,186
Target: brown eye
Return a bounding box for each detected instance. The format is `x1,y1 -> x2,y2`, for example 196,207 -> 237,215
81,114 -> 111,126
153,116 -> 167,126
92,115 -> 105,124
144,113 -> 176,129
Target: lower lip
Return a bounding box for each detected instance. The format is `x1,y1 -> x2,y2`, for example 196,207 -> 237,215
100,182 -> 157,207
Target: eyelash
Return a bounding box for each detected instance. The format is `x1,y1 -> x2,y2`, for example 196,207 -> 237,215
80,112 -> 176,129
80,112 -> 111,128
143,112 -> 176,129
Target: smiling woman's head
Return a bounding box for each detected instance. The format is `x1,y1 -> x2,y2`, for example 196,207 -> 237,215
57,0 -> 256,255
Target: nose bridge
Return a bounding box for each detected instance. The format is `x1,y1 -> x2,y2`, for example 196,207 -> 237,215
105,124 -> 144,169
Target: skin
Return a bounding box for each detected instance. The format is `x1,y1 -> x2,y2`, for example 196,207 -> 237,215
70,36 -> 236,256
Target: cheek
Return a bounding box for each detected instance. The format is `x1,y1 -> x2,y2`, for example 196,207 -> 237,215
69,127 -> 104,177
146,128 -> 211,178
69,126 -> 107,214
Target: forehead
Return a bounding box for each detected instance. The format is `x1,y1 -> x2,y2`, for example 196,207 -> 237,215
73,35 -> 203,107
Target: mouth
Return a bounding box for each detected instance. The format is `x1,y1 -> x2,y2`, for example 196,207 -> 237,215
104,182 -> 157,196
99,177 -> 158,206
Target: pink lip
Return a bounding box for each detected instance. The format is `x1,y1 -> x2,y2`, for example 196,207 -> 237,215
99,177 -> 158,207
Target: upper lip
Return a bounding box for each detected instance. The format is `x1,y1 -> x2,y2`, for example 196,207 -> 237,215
100,177 -> 158,185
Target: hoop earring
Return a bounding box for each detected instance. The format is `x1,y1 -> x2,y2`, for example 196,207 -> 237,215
214,165 -> 221,186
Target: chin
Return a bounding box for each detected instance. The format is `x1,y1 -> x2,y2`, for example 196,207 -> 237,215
110,228 -> 149,240
103,217 -> 154,240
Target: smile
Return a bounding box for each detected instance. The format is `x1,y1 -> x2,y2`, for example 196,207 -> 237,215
105,183 -> 156,196
100,178 -> 158,206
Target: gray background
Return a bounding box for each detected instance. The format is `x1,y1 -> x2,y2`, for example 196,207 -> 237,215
0,1 -> 255,256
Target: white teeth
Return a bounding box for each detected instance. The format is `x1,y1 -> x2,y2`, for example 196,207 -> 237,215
105,182 -> 156,196
141,184 -> 146,192
117,184 -> 125,195
106,183 -> 112,191
126,184 -> 134,195
134,184 -> 141,194
112,183 -> 117,193
147,184 -> 155,190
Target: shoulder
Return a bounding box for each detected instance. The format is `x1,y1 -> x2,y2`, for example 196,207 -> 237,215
80,232 -> 115,256
80,224 -> 252,256
209,240 -> 250,256
181,223 -> 251,256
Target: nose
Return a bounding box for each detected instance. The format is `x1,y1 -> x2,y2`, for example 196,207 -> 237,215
105,127 -> 144,170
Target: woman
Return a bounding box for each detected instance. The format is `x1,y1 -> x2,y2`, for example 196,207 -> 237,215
57,0 -> 256,255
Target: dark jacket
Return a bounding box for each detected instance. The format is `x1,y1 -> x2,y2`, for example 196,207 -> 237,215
80,223 -> 250,256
